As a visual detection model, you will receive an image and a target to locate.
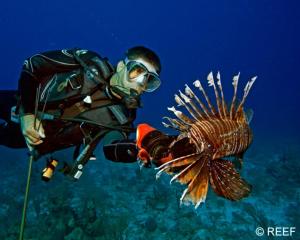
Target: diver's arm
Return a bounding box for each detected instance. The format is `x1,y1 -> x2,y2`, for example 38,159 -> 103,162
17,49 -> 94,148
103,139 -> 138,163
18,49 -> 100,114
17,69 -> 45,148
135,124 -> 196,167
18,49 -> 78,114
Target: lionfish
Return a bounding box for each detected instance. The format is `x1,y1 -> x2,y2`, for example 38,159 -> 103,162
157,71 -> 256,208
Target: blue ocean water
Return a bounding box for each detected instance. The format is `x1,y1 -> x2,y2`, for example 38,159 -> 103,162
0,0 -> 299,239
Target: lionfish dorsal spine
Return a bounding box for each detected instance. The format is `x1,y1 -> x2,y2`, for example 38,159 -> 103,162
193,80 -> 218,116
235,76 -> 257,118
216,71 -> 229,117
167,106 -> 192,125
162,116 -> 187,131
176,92 -> 197,120
230,72 -> 240,119
178,90 -> 203,120
165,72 -> 256,130
207,71 -> 224,118
185,84 -> 210,118
183,85 -> 205,120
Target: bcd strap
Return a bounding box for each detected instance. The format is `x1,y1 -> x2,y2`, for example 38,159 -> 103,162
68,129 -> 109,180
108,105 -> 129,125
72,49 -> 113,87
91,56 -> 114,80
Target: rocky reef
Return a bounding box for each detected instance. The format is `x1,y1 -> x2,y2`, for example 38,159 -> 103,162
0,137 -> 299,239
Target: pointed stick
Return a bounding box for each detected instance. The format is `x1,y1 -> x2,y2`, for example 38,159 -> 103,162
33,84 -> 41,129
193,80 -> 217,116
216,71 -> 228,118
235,76 -> 257,118
230,72 -> 240,119
207,72 -> 223,118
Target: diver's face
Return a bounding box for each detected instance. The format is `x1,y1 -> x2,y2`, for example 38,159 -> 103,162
110,58 -> 159,95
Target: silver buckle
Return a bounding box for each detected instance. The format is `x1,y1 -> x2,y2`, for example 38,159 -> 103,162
68,74 -> 82,90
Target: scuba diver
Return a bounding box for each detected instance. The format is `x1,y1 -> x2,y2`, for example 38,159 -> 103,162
0,46 -> 162,181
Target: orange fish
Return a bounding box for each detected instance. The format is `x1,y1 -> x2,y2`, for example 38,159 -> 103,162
156,72 -> 256,208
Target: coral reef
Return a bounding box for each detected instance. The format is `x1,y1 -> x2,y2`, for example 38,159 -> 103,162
0,138 -> 299,239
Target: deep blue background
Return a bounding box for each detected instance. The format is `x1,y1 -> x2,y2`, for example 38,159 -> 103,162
0,0 -> 299,140
0,2 -> 299,239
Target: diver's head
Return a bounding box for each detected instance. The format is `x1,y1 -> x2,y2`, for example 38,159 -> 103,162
110,46 -> 161,97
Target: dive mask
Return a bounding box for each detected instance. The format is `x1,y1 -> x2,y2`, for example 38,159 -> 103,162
124,58 -> 161,92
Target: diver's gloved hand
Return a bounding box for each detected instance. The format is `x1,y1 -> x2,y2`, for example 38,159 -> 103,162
136,123 -> 176,167
137,148 -> 151,168
20,114 -> 45,149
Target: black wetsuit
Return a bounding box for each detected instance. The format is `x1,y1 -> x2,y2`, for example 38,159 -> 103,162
18,49 -> 110,114
0,90 -> 25,148
1,49 -> 101,147
0,49 -> 138,163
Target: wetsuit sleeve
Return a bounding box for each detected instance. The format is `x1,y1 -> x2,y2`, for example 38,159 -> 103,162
103,139 -> 138,163
18,49 -> 99,115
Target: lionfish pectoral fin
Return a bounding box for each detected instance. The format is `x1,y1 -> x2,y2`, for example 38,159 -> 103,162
156,151 -> 211,209
180,155 -> 210,209
155,152 -> 201,180
209,159 -> 251,201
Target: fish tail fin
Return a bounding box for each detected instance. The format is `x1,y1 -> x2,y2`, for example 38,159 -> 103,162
234,76 -> 257,120
209,159 -> 252,201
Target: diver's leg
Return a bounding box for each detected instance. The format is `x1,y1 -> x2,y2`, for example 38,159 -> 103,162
0,120 -> 26,148
0,90 -> 18,121
0,90 -> 24,148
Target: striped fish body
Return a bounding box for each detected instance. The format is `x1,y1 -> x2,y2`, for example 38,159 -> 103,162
189,118 -> 252,160
158,72 -> 256,208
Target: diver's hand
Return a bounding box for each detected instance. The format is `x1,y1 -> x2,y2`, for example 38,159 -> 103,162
137,148 -> 151,168
136,124 -> 176,168
20,114 -> 45,147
